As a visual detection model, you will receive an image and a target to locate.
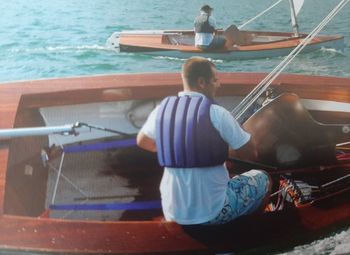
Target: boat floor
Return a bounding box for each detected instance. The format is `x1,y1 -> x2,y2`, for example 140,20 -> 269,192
45,146 -> 162,221
41,96 -> 243,220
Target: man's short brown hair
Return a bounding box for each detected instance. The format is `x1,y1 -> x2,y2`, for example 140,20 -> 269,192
181,57 -> 215,88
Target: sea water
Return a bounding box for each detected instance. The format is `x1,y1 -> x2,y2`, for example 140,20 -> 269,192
0,0 -> 349,82
1,0 -> 350,254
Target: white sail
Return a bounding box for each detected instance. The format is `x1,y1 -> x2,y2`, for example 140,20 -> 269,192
294,0 -> 304,16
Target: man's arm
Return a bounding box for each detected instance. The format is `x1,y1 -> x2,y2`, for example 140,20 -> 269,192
209,16 -> 218,33
229,137 -> 258,162
228,137 -> 262,174
136,106 -> 158,153
136,131 -> 157,152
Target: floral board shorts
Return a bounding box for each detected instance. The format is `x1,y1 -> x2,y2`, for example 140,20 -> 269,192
204,170 -> 270,225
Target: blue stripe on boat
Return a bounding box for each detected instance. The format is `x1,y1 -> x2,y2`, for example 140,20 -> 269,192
50,200 -> 161,211
63,138 -> 136,153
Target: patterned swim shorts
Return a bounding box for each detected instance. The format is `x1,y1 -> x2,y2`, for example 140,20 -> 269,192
204,169 -> 270,225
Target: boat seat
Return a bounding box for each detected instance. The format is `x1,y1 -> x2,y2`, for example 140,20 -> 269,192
166,34 -> 194,46
223,24 -> 249,47
243,93 -> 348,169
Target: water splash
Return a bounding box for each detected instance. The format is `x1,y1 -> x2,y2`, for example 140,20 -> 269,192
9,44 -> 110,54
320,47 -> 347,56
280,229 -> 350,255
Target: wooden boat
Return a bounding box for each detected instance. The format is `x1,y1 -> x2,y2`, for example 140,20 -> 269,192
0,72 -> 349,254
107,0 -> 346,60
108,29 -> 344,60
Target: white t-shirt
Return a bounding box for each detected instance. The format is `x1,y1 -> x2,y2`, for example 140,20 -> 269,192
140,91 -> 250,224
194,12 -> 217,46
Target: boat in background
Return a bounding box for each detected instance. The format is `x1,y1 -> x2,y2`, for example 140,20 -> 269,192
107,29 -> 344,60
0,72 -> 349,254
106,0 -> 345,60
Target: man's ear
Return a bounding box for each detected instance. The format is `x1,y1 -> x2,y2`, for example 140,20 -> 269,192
197,77 -> 207,89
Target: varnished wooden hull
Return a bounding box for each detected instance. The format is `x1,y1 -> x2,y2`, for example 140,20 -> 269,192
0,73 -> 349,254
111,30 -> 345,60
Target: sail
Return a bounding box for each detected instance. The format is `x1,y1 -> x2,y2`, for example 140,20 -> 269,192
293,0 -> 304,16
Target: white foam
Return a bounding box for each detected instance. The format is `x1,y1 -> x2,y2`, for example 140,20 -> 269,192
9,44 -> 109,53
279,229 -> 350,255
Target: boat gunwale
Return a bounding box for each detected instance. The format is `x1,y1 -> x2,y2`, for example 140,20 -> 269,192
118,30 -> 344,53
0,193 -> 349,254
1,72 -> 349,131
0,72 -> 350,254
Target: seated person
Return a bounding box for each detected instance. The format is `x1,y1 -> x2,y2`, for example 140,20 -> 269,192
137,57 -> 272,225
194,5 -> 227,50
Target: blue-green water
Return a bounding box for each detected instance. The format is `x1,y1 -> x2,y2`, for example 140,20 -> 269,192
1,0 -> 350,254
0,0 -> 349,83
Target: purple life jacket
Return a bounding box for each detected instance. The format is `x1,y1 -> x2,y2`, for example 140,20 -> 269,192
156,96 -> 228,168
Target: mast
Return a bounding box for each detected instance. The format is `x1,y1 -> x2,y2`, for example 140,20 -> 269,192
289,0 -> 301,37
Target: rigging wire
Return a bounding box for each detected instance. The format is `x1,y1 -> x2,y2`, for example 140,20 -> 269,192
51,151 -> 65,205
238,0 -> 284,29
231,0 -> 349,123
233,0 -> 349,120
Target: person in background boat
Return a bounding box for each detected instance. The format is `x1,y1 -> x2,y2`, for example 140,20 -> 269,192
137,56 -> 272,225
194,5 -> 227,50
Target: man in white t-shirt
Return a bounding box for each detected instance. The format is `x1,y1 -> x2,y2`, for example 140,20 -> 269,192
137,57 -> 271,225
194,5 -> 227,50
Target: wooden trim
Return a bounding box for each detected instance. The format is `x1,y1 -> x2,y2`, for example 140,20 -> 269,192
118,30 -> 343,52
0,72 -> 349,254
0,215 -> 209,254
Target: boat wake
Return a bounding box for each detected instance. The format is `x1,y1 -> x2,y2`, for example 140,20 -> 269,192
320,47 -> 346,56
9,44 -> 112,54
153,55 -> 224,63
280,228 -> 350,255
153,56 -> 187,62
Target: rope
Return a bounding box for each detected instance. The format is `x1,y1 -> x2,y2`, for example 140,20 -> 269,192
231,0 -> 349,123
76,122 -> 135,137
269,169 -> 350,211
238,0 -> 284,29
270,184 -> 293,197
51,151 -> 65,204
321,174 -> 350,188
47,161 -> 89,197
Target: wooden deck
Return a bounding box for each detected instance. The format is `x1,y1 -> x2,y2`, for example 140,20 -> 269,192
118,30 -> 344,55
0,72 -> 349,254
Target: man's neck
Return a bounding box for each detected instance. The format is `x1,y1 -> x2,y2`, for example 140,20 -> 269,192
183,88 -> 213,100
